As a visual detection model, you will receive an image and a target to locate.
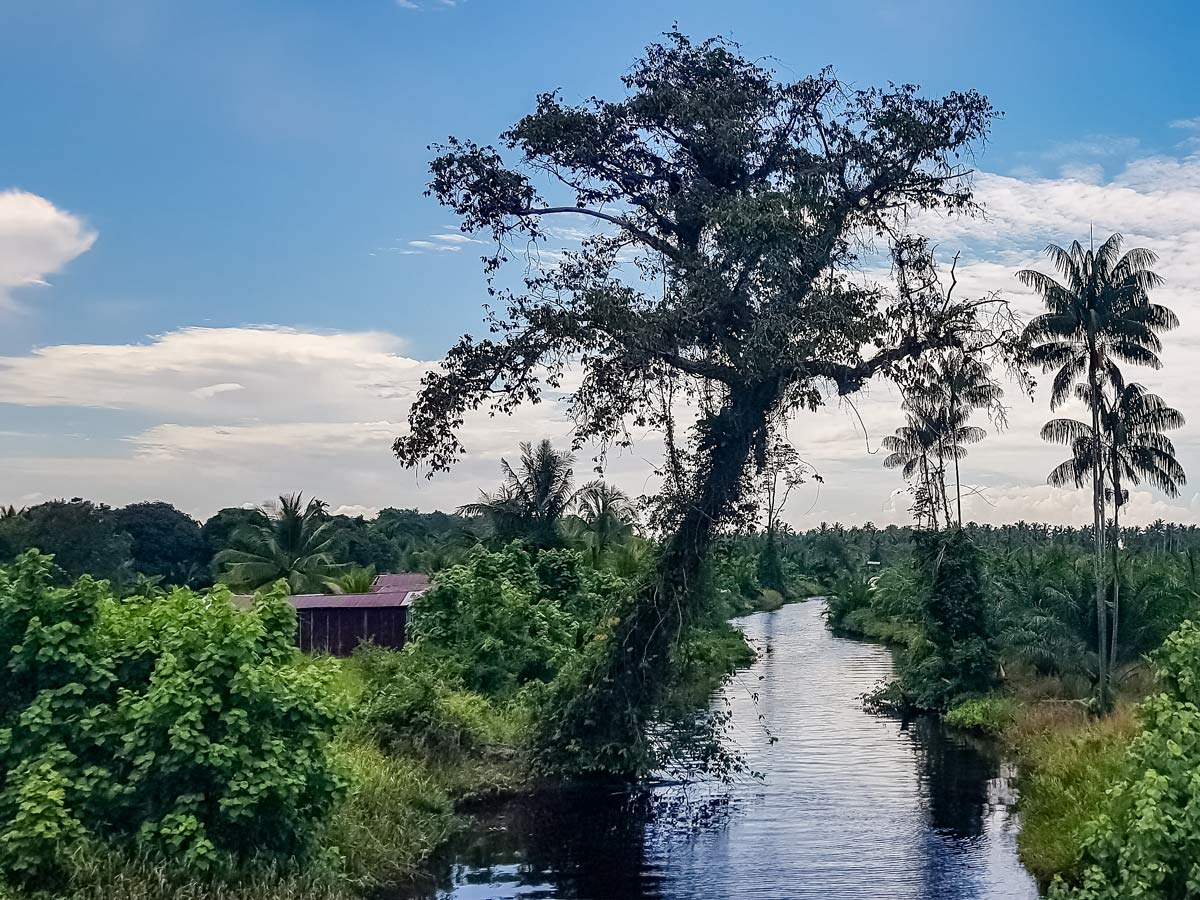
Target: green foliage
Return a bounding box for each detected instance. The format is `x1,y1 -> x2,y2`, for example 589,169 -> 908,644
335,565 -> 376,595
944,695 -> 1017,735
408,545 -> 583,695
0,552 -> 344,886
322,737 -> 457,885
114,501 -> 210,588
1,499 -> 133,584
892,530 -> 997,711
215,494 -> 344,594
1052,621 -> 1200,899
353,648 -> 514,755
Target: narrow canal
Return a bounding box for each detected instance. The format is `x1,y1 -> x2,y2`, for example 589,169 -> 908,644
412,600 -> 1039,899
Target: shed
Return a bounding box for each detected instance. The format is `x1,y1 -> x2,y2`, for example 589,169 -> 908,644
239,573 -> 430,656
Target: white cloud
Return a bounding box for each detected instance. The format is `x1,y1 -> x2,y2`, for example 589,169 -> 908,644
0,190 -> 96,311
395,0 -> 419,9
7,134 -> 1200,526
190,382 -> 245,399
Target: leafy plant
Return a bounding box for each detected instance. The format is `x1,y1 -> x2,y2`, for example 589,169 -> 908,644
0,552 -> 344,885
215,494 -> 344,594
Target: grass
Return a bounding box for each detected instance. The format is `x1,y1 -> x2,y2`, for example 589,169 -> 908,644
1006,701 -> 1139,888
323,737 -> 459,886
945,695 -> 1019,735
7,849 -> 355,900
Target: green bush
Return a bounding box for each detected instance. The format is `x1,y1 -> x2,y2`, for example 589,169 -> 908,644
944,695 -> 1017,735
0,551 -> 344,886
353,648 -> 512,754
1050,620 -> 1200,899
897,530 -> 997,711
408,545 -> 581,695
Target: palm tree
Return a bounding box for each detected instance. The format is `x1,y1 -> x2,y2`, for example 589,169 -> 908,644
912,350 -> 1002,525
1021,233 -> 1176,707
574,480 -> 637,563
459,440 -> 576,548
1042,377 -> 1185,687
337,565 -> 377,594
215,493 -> 344,594
1085,374 -> 1184,671
883,414 -> 945,529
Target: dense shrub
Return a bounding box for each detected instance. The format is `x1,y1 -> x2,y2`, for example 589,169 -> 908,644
1051,620 -> 1200,899
0,552 -> 343,885
352,648 -> 513,755
408,544 -> 605,696
944,695 -> 1018,735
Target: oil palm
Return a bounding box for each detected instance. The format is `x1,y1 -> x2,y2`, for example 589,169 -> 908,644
1021,233 -> 1175,707
1082,374 -> 1184,670
215,493 -> 344,594
1042,376 -> 1185,682
459,439 -> 576,548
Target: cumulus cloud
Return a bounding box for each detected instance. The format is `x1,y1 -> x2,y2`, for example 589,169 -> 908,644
0,189 -> 96,311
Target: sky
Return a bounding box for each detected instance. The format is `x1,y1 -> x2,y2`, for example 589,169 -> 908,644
2,0 -> 1200,527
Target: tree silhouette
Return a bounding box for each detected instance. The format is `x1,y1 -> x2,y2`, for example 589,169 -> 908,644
1021,233 -> 1175,707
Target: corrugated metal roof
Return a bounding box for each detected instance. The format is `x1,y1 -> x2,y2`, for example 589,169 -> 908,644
230,572 -> 431,610
289,590 -> 420,609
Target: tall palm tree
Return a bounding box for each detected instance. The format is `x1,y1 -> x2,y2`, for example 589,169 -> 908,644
912,350 -> 1002,525
883,413 -> 947,529
1042,378 -> 1186,684
215,493 -> 344,594
1021,233 -> 1176,707
459,439 -> 576,548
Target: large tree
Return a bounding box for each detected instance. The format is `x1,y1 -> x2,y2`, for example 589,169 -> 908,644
17,499 -> 133,584
395,32 -> 1019,773
1021,233 -> 1175,706
114,501 -> 210,587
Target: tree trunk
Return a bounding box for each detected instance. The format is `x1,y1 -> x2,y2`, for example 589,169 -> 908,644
1109,466 -> 1121,676
543,379 -> 777,774
953,451 -> 963,528
1089,362 -> 1109,711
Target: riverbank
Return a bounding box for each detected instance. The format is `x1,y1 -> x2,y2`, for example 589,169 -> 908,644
822,582 -> 1146,893
413,600 -> 1037,899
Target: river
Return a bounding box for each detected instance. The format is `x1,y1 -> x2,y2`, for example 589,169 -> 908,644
407,600 -> 1039,899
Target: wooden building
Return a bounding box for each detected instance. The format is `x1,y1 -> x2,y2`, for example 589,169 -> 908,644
276,573 -> 429,656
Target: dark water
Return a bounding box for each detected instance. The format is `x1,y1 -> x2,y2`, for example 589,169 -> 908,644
410,601 -> 1039,900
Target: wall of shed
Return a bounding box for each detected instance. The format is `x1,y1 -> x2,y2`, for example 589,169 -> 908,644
296,606 -> 408,655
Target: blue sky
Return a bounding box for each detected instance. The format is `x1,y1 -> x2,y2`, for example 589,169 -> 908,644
3,1 -> 1200,523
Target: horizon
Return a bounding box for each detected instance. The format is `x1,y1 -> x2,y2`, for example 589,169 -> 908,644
4,1 -> 1200,526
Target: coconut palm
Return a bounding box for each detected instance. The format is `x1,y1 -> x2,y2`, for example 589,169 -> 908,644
459,440 -> 576,548
574,480 -> 637,563
1021,233 -> 1176,707
215,493 -> 344,594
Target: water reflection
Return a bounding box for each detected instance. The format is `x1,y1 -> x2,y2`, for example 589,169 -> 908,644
406,601 -> 1038,900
